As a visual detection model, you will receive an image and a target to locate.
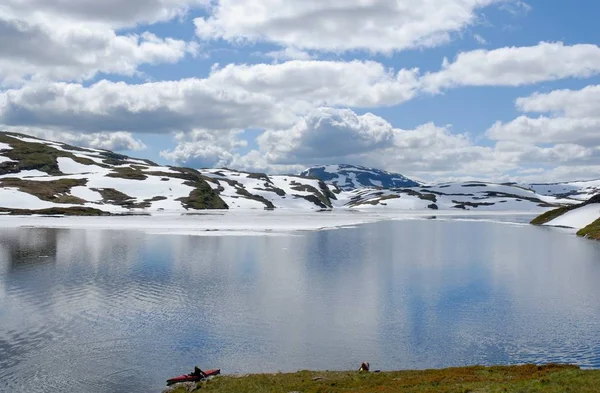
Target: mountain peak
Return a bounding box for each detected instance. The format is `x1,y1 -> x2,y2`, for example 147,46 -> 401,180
300,164 -> 420,190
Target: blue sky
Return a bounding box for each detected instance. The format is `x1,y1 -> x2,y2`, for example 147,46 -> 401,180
1,0 -> 600,182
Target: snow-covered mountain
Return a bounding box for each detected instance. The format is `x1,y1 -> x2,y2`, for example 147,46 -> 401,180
300,164 -> 419,190
0,131 -> 587,215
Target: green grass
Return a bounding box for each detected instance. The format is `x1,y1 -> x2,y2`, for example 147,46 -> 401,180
530,206 -> 572,225
0,133 -> 98,175
106,167 -> 149,181
0,207 -> 109,216
168,365 -> 600,393
577,218 -> 600,240
0,178 -> 87,204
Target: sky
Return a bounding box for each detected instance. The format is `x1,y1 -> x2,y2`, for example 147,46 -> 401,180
1,0 -> 600,183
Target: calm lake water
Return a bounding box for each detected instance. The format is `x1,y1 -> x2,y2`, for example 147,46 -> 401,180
2,217 -> 600,392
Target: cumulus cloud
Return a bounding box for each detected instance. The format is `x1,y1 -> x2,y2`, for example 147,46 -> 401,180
0,79 -> 294,133
2,0 -> 208,29
1,125 -> 146,151
422,42 -> 600,92
160,129 -> 247,168
162,107 -> 511,180
256,108 -> 397,164
515,84 -> 600,117
489,85 -> 600,146
0,60 -> 420,136
194,0 -> 505,54
485,85 -> 600,182
0,1 -> 201,85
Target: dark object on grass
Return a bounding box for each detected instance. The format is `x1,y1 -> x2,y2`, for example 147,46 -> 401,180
359,362 -> 370,372
166,368 -> 220,386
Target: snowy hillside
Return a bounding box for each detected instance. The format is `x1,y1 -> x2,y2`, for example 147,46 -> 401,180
301,164 -> 419,190
0,131 -> 585,215
0,132 -> 228,215
200,168 -> 336,210
532,194 -> 600,233
527,179 -> 600,201
0,132 -> 337,214
337,181 -> 575,211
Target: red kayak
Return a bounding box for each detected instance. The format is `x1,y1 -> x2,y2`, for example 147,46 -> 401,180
166,369 -> 220,386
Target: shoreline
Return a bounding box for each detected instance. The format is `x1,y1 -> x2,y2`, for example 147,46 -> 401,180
164,364 -> 600,392
0,209 -> 542,236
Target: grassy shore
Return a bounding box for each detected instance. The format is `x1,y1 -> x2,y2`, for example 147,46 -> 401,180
169,364 -> 600,393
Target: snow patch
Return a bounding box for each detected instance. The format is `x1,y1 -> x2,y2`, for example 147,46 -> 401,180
0,170 -> 49,178
70,186 -> 103,202
0,188 -> 69,209
0,142 -> 12,150
57,157 -> 105,174
546,203 -> 600,229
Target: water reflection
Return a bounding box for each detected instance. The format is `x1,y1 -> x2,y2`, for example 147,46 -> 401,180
1,220 -> 600,393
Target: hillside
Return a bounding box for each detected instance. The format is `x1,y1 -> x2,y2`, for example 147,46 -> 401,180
528,179 -> 600,201
335,181 -> 573,211
531,194 -> 600,240
0,131 -> 581,215
0,132 -> 341,214
300,164 -> 419,190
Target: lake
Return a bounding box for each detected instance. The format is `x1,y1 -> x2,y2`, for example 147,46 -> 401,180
1,217 -> 600,392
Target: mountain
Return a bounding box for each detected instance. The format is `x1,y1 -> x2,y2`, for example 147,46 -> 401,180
300,164 -> 420,190
0,131 -> 583,215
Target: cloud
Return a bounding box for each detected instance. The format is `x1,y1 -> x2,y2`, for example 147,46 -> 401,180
485,85 -> 600,182
256,108 -> 397,164
473,34 -> 487,45
2,0 -> 208,28
207,60 -> 420,108
160,129 -> 247,168
489,85 -> 600,146
0,60 -> 420,135
422,42 -> 600,92
265,47 -> 314,61
163,107 -> 509,180
0,125 -> 146,151
194,0 -> 505,54
515,84 -> 600,117
0,79 -> 294,133
0,1 -> 201,85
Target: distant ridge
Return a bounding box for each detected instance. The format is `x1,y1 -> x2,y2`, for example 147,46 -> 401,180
300,164 -> 420,191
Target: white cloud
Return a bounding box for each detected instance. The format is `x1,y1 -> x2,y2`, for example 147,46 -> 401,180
0,60 -> 420,135
1,125 -> 146,151
265,47 -> 314,61
422,42 -> 600,92
473,34 -> 487,45
207,60 -> 420,108
486,85 -> 600,182
0,1 -> 202,85
489,85 -> 600,146
160,129 -> 247,168
2,0 -> 208,29
194,0 -> 504,54
163,107 -> 510,180
256,108 -> 397,164
0,79 -> 295,133
515,85 -> 600,117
